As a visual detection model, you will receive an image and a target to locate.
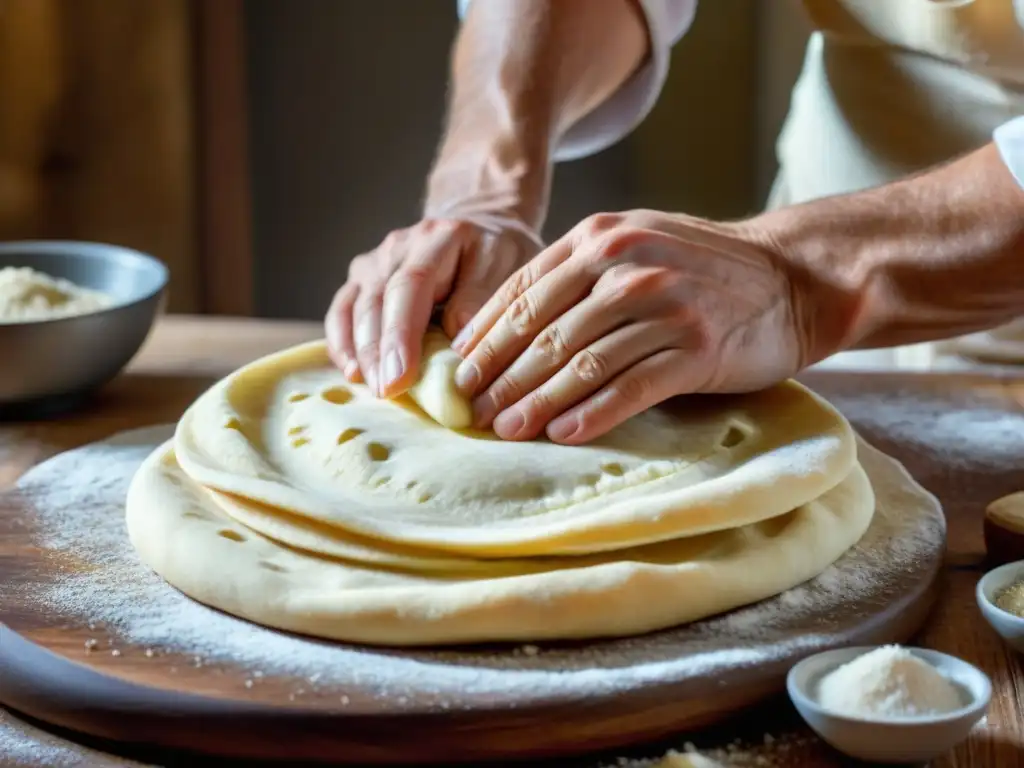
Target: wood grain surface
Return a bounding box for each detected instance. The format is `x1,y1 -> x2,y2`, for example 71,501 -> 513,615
0,316 -> 1022,768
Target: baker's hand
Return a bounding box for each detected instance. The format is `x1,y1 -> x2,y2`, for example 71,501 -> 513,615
451,210 -> 813,444
325,218 -> 540,397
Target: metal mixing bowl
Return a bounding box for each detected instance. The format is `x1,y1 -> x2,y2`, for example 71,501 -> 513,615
0,240 -> 168,418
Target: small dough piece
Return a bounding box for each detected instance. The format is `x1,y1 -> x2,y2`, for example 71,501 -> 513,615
405,327 -> 472,429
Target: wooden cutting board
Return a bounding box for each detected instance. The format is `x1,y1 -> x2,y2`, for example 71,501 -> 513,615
0,379 -> 944,765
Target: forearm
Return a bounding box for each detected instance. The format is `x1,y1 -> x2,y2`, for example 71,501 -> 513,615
424,0 -> 649,230
756,144 -> 1024,362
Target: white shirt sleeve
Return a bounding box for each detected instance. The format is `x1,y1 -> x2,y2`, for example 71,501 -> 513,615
456,0 -> 696,161
994,116 -> 1024,189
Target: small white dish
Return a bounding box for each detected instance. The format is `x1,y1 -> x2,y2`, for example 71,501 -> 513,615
787,646 -> 991,764
977,559 -> 1024,653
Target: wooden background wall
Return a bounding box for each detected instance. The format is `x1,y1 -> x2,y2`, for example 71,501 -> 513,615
0,0 -> 252,315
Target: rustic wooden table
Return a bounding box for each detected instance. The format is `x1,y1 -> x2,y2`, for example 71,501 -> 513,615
1,315 -> 1022,768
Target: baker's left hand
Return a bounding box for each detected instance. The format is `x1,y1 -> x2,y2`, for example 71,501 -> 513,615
450,209 -> 810,444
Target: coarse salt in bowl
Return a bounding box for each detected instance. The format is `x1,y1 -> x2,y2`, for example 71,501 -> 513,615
787,645 -> 990,763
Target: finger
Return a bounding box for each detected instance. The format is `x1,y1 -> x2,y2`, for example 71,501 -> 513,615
470,291 -> 630,428
325,282 -> 362,381
546,348 -> 699,445
352,280 -> 387,396
453,248 -> 602,398
490,321 -> 675,441
378,225 -> 469,397
452,235 -> 573,357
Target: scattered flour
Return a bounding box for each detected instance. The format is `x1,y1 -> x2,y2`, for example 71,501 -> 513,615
4,424 -> 945,710
823,386 -> 1024,470
0,708 -> 148,767
816,645 -> 964,719
0,266 -> 112,323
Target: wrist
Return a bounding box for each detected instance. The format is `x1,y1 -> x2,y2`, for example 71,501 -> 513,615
741,201 -> 880,365
752,144 -> 1024,360
424,133 -> 552,234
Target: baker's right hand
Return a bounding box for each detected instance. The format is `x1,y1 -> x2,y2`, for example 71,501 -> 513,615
325,218 -> 540,398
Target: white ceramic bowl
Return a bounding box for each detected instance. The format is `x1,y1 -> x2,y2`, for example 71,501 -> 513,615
787,646 -> 991,764
977,560 -> 1024,653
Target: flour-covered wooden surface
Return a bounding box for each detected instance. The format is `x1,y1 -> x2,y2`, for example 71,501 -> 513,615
0,316 -> 1021,767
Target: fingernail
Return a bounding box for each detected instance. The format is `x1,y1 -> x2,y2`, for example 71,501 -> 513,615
547,414 -> 579,442
454,360 -> 480,393
344,360 -> 359,380
494,408 -> 525,439
365,367 -> 379,397
452,322 -> 473,353
381,349 -> 404,389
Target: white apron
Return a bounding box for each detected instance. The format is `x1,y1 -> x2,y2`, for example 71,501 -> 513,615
769,0 -> 1024,370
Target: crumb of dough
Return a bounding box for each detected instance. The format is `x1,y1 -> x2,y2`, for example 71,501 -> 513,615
0,266 -> 113,323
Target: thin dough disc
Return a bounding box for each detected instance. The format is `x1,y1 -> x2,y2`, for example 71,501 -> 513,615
172,341 -> 857,556
209,486 -> 544,574
126,439 -> 877,646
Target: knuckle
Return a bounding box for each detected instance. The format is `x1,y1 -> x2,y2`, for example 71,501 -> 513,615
533,324 -> 570,362
471,338 -> 499,371
614,374 -> 653,406
662,302 -> 698,330
390,263 -> 433,289
381,229 -> 405,249
588,229 -> 642,266
331,283 -> 357,310
505,291 -> 539,337
582,212 -> 622,235
690,320 -> 714,353
500,264 -> 534,305
347,254 -> 369,277
490,373 -> 527,407
443,218 -> 472,236
522,387 -> 553,418
571,349 -> 609,383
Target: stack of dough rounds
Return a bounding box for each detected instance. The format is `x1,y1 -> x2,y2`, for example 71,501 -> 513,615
127,328 -> 879,646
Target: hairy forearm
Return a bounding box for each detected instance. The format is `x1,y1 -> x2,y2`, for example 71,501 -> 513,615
424,0 -> 648,230
756,144 -> 1024,362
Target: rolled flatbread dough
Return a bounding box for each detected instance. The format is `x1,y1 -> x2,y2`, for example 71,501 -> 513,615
126,440 -> 875,645
172,341 -> 857,557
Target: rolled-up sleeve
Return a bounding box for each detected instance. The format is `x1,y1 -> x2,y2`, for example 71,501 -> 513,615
456,0 -> 696,161
994,116 -> 1024,190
